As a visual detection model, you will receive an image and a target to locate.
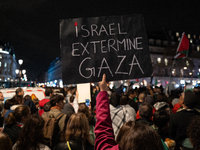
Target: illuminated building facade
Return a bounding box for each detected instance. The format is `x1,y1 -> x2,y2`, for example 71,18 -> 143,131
0,42 -> 18,88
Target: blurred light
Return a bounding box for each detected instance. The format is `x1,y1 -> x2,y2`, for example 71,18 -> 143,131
54,80 -> 57,83
175,84 -> 179,88
189,72 -> 192,75
18,59 -> 23,65
22,70 -> 26,74
184,67 -> 187,70
15,69 -> 19,74
157,58 -> 161,63
180,80 -> 185,84
7,78 -> 10,80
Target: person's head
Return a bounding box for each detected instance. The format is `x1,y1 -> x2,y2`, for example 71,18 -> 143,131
117,121 -> 163,150
78,103 -> 91,123
128,89 -> 136,98
138,93 -> 146,102
66,113 -> 91,143
50,94 -> 64,109
153,109 -> 170,129
0,92 -> 4,101
43,101 -> 51,112
15,88 -> 24,97
120,94 -> 129,105
116,121 -> 134,144
45,87 -> 54,97
184,90 -> 198,109
23,99 -> 37,114
139,102 -> 152,119
188,116 -> 200,150
0,133 -> 12,150
5,105 -> 31,126
15,114 -> 46,150
156,93 -> 168,103
69,96 -> 74,103
32,98 -> 39,109
11,95 -> 24,105
23,95 -> 31,102
110,92 -> 120,107
67,87 -> 72,94
60,112 -> 75,142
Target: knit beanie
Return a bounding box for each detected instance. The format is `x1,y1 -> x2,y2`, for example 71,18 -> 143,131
184,90 -> 198,109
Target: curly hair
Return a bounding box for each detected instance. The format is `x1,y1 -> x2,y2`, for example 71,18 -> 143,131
188,116 -> 200,150
15,114 -> 46,150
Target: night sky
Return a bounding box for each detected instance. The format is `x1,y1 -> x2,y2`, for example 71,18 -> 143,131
0,0 -> 200,80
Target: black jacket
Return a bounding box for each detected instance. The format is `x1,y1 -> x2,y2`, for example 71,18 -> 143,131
3,125 -> 22,145
128,98 -> 138,112
54,140 -> 94,150
169,109 -> 200,149
136,118 -> 153,126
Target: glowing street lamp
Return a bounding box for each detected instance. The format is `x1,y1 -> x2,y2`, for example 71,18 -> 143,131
15,59 -> 25,87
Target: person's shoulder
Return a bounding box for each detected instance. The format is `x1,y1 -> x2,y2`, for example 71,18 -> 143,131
38,143 -> 51,150
85,140 -> 94,150
54,142 -> 68,150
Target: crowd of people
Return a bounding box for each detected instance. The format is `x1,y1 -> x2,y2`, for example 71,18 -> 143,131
0,74 -> 200,150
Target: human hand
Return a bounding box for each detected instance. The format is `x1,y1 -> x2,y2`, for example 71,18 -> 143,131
76,90 -> 79,98
98,74 -> 107,91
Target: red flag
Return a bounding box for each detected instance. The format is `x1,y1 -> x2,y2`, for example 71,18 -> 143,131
174,32 -> 189,59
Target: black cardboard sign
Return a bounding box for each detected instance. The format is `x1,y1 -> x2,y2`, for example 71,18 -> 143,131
60,14 -> 153,84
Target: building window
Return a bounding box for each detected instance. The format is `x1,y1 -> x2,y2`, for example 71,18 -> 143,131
194,35 -> 196,39
178,37 -> 181,41
186,60 -> 189,66
149,39 -> 154,45
156,40 -> 161,46
190,39 -> 193,43
188,34 -> 190,38
0,55 -> 2,59
197,46 -> 200,51
0,62 -> 1,67
4,62 -> 7,68
164,58 -> 168,66
176,32 -> 179,37
157,58 -> 161,63
163,41 -> 168,46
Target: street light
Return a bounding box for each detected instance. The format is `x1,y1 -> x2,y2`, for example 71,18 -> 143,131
15,59 -> 26,87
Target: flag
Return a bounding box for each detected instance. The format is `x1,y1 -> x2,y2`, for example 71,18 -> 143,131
174,32 -> 189,59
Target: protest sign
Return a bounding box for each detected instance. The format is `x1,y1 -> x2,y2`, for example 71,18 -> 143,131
60,14 -> 153,84
77,83 -> 91,103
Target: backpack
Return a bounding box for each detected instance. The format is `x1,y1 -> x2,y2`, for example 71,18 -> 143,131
43,112 -> 64,148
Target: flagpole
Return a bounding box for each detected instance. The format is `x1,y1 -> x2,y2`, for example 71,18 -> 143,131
169,59 -> 175,83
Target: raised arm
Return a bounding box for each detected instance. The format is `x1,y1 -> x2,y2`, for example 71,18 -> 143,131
94,74 -> 119,150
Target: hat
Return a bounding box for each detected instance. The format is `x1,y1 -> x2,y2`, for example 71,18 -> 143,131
39,99 -> 50,108
153,102 -> 169,111
184,90 -> 198,109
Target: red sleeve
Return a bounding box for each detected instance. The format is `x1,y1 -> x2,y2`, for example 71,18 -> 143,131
94,91 -> 119,150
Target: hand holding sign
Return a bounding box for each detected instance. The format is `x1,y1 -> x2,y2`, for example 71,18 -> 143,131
99,74 -> 107,92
